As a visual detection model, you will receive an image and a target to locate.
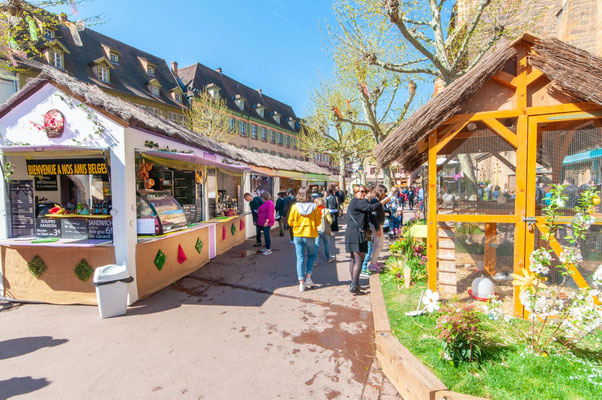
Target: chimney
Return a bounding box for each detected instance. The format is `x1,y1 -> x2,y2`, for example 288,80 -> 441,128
216,67 -> 222,74
257,88 -> 262,95
171,61 -> 178,77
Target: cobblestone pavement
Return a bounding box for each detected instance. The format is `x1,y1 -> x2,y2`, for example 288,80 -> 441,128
0,218 -> 401,399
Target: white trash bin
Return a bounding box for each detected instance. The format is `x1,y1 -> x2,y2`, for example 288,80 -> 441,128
93,263 -> 133,318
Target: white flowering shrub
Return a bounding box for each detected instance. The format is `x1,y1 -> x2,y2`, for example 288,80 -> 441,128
508,184 -> 602,354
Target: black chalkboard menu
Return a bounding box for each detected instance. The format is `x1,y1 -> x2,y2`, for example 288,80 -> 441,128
173,170 -> 195,205
35,218 -> 61,237
9,180 -> 35,237
88,218 -> 113,240
34,175 -> 58,191
61,218 -> 88,239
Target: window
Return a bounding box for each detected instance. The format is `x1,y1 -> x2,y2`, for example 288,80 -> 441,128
44,29 -> 55,39
292,138 -> 297,149
251,124 -> 258,139
261,127 -> 267,141
240,121 -> 246,136
278,132 -> 283,145
179,114 -> 187,125
229,118 -> 235,131
110,52 -> 119,63
168,111 -> 179,122
98,66 -> 109,82
150,85 -> 160,96
50,51 -> 63,69
175,92 -> 182,103
147,65 -> 155,75
270,130 -> 275,142
286,135 -> 290,147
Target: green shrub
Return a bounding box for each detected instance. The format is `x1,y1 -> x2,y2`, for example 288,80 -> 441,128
74,259 -> 94,282
436,301 -> 483,365
27,255 -> 47,278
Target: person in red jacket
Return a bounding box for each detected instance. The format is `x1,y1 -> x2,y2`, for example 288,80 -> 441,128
257,192 -> 275,255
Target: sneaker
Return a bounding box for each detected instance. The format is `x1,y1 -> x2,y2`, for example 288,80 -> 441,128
360,269 -> 370,278
328,255 -> 336,263
253,243 -> 262,248
305,278 -> 314,288
299,281 -> 306,292
262,249 -> 272,255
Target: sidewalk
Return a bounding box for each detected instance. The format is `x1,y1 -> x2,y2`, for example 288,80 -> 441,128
0,221 -> 400,399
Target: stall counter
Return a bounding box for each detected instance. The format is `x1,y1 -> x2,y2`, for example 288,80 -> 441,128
202,214 -> 247,256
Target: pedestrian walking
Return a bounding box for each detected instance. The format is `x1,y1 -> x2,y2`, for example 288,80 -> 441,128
288,187 -> 322,292
408,187 -> 415,210
257,192 -> 275,255
361,184 -> 387,275
345,185 -> 389,295
286,189 -> 296,243
326,189 -> 339,232
244,192 -> 264,247
400,187 -> 407,210
275,192 -> 291,237
314,197 -> 336,263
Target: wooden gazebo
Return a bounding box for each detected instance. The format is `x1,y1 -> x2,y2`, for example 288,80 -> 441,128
375,34 -> 602,315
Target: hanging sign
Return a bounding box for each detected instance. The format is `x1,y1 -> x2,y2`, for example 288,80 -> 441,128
43,109 -> 65,138
26,158 -> 108,176
34,175 -> 58,191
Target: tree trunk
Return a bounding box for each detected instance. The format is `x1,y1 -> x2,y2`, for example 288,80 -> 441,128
338,156 -> 347,193
382,165 -> 394,189
458,153 -> 478,200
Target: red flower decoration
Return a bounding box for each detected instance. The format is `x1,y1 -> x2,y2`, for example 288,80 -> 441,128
43,109 -> 65,138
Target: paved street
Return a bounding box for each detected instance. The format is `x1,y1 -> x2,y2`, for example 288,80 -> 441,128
0,220 -> 401,400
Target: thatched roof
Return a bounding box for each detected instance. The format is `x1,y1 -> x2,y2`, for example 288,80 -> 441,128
529,38 -> 602,106
0,66 -> 330,176
374,36 -> 602,172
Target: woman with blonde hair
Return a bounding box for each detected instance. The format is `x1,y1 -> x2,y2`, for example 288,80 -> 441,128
344,184 -> 389,294
288,187 -> 322,292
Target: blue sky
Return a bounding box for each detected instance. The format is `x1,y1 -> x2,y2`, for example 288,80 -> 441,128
53,0 -> 336,117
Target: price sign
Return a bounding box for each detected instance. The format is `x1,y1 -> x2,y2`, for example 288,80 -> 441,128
88,219 -> 113,240
61,218 -> 88,239
35,218 -> 61,238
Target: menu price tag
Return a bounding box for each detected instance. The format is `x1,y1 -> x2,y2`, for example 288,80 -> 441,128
88,219 -> 113,240
61,218 -> 88,239
35,218 -> 61,238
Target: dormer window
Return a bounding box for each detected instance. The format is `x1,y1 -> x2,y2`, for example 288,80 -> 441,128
44,29 -> 55,40
234,95 -> 245,111
90,57 -> 114,83
99,66 -> 109,82
206,83 -> 220,99
175,92 -> 182,103
272,111 -> 281,124
147,65 -> 155,75
151,85 -> 159,96
255,103 -> 265,118
49,51 -> 63,69
110,52 -> 119,64
288,117 -> 296,129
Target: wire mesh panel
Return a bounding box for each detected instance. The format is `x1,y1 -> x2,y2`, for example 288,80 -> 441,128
536,124 -> 602,216
437,127 -> 517,215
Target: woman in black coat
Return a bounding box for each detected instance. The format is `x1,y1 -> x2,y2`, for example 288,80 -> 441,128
345,184 -> 390,294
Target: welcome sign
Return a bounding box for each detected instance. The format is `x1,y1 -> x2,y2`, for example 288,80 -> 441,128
26,159 -> 108,176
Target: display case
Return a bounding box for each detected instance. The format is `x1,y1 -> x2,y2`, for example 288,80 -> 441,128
137,191 -> 188,236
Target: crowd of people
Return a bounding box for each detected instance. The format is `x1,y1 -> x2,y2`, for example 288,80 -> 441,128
244,183 -> 422,295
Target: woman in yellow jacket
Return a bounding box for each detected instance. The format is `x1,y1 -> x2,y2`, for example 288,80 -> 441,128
288,187 -> 322,292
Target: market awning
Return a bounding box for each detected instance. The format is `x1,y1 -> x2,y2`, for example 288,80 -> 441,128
141,150 -> 250,174
0,145 -> 106,157
562,148 -> 602,165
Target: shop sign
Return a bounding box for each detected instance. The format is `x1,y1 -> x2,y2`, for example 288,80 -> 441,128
35,218 -> 61,237
26,158 -> 108,176
88,218 -> 113,240
61,218 -> 88,239
34,175 -> 58,191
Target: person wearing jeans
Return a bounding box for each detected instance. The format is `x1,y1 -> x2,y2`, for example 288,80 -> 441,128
244,192 -> 264,247
288,187 -> 322,292
314,197 -> 335,263
257,192 -> 275,255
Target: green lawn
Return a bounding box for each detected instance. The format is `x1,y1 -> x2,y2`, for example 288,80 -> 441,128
380,278 -> 602,400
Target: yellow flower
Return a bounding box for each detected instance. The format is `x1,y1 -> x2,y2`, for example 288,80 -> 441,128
512,268 -> 547,291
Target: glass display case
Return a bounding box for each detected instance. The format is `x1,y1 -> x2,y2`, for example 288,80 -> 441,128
136,190 -> 188,236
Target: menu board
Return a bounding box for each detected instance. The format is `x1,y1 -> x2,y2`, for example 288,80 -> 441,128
88,218 -> 113,240
34,175 -> 58,191
61,218 -> 88,239
182,204 -> 196,224
173,170 -> 195,205
9,180 -> 35,237
35,218 -> 61,238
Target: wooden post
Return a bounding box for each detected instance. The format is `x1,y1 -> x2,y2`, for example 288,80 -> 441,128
484,223 -> 497,276
427,131 -> 438,291
513,115 -> 528,316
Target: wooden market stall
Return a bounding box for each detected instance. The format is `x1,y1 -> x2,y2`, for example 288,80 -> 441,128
374,34 -> 602,315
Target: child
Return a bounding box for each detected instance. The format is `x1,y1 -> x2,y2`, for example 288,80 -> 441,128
257,192 -> 275,255
390,209 -> 403,238
314,197 -> 336,264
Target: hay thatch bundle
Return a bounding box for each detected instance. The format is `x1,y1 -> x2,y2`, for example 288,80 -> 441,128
530,38 -> 602,106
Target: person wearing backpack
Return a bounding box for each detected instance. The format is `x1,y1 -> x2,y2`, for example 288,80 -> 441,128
326,189 -> 339,232
314,197 -> 336,263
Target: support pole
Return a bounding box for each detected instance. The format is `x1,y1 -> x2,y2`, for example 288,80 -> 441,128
427,131 -> 438,291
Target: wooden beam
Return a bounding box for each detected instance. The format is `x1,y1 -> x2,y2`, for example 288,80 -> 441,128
492,70 -> 518,89
491,152 -> 516,173
516,54 -> 528,110
484,223 -> 497,275
538,110 -> 602,123
527,102 -> 602,116
482,118 -> 519,148
526,69 -> 545,86
434,115 -> 472,154
436,155 -> 454,172
513,115 -> 528,316
427,131 -> 438,292
437,214 -> 517,223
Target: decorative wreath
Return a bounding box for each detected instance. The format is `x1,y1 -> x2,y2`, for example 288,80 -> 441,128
43,109 -> 65,138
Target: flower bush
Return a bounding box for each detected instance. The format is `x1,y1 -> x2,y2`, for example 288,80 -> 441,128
384,219 -> 427,285
436,301 -> 483,365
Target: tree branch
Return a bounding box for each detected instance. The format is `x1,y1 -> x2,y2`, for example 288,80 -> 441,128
378,81 -> 400,124
457,28 -> 503,77
450,0 -> 492,73
402,16 -> 430,26
385,81 -> 416,135
367,55 -> 438,76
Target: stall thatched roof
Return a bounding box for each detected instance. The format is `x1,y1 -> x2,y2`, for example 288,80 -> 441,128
0,66 -> 330,176
374,36 -> 602,172
529,38 -> 602,106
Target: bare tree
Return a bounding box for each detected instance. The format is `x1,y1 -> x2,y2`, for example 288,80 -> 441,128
185,89 -> 232,143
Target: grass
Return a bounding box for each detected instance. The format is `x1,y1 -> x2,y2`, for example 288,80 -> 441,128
380,277 -> 602,400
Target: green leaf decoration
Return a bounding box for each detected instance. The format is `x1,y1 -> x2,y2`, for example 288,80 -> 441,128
154,249 -> 166,271
195,238 -> 203,254
74,259 -> 94,282
28,255 -> 47,278
231,223 -> 236,236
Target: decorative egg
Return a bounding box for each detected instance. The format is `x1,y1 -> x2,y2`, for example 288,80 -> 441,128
471,275 -> 484,297
478,277 -> 495,298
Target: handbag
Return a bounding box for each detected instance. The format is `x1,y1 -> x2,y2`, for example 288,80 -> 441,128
348,209 -> 372,243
